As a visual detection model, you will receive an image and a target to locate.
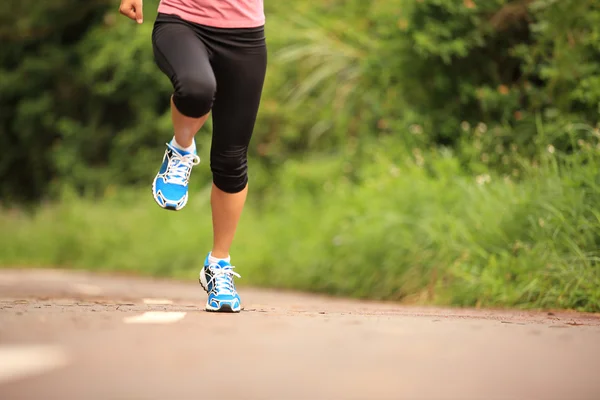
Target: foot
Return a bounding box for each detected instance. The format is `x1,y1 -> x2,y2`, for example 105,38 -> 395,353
199,255 -> 242,312
152,142 -> 200,211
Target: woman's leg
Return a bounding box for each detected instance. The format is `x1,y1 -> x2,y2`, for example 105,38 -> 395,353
151,14 -> 215,210
198,28 -> 267,312
209,35 -> 267,260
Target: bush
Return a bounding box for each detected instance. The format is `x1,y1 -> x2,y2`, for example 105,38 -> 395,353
3,0 -> 600,204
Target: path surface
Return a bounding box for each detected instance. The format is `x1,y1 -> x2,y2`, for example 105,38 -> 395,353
0,268 -> 599,400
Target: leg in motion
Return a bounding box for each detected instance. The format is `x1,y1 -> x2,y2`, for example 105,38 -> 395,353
151,15 -> 216,211
199,29 -> 267,312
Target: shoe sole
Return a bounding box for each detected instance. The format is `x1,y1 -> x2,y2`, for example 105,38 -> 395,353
205,303 -> 241,313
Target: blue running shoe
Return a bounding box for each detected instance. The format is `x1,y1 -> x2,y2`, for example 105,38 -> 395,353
199,255 -> 242,313
152,142 -> 200,211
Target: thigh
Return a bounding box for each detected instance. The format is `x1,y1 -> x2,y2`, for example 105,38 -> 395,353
151,14 -> 214,91
210,37 -> 268,151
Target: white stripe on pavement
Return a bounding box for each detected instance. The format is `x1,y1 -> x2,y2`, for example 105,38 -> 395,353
123,312 -> 186,324
0,345 -> 68,385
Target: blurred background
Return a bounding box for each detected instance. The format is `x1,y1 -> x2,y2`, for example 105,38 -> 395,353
0,0 -> 598,312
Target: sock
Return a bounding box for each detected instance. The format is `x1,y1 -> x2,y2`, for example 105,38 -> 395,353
170,137 -> 196,154
208,252 -> 230,265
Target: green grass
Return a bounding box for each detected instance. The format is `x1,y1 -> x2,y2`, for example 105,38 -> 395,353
1,140 -> 599,312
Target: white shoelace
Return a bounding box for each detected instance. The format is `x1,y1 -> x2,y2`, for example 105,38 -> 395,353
207,264 -> 241,295
164,144 -> 200,185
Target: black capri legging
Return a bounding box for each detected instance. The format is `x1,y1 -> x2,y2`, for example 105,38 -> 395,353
151,12 -> 267,194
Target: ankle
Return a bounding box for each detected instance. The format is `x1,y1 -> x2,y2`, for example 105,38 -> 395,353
209,251 -> 230,263
171,137 -> 196,153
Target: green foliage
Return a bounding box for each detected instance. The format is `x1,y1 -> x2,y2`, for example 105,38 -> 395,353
399,0 -> 600,167
268,0 -> 600,168
0,0 -> 113,202
2,0 -> 600,202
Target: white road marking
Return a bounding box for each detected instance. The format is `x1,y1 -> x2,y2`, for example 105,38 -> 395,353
123,311 -> 186,324
142,298 -> 174,305
0,345 -> 68,385
71,283 -> 103,296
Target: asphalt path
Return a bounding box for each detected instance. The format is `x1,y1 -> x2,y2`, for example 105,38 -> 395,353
0,268 -> 599,400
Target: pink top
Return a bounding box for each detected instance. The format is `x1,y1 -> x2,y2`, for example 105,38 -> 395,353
157,0 -> 265,28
